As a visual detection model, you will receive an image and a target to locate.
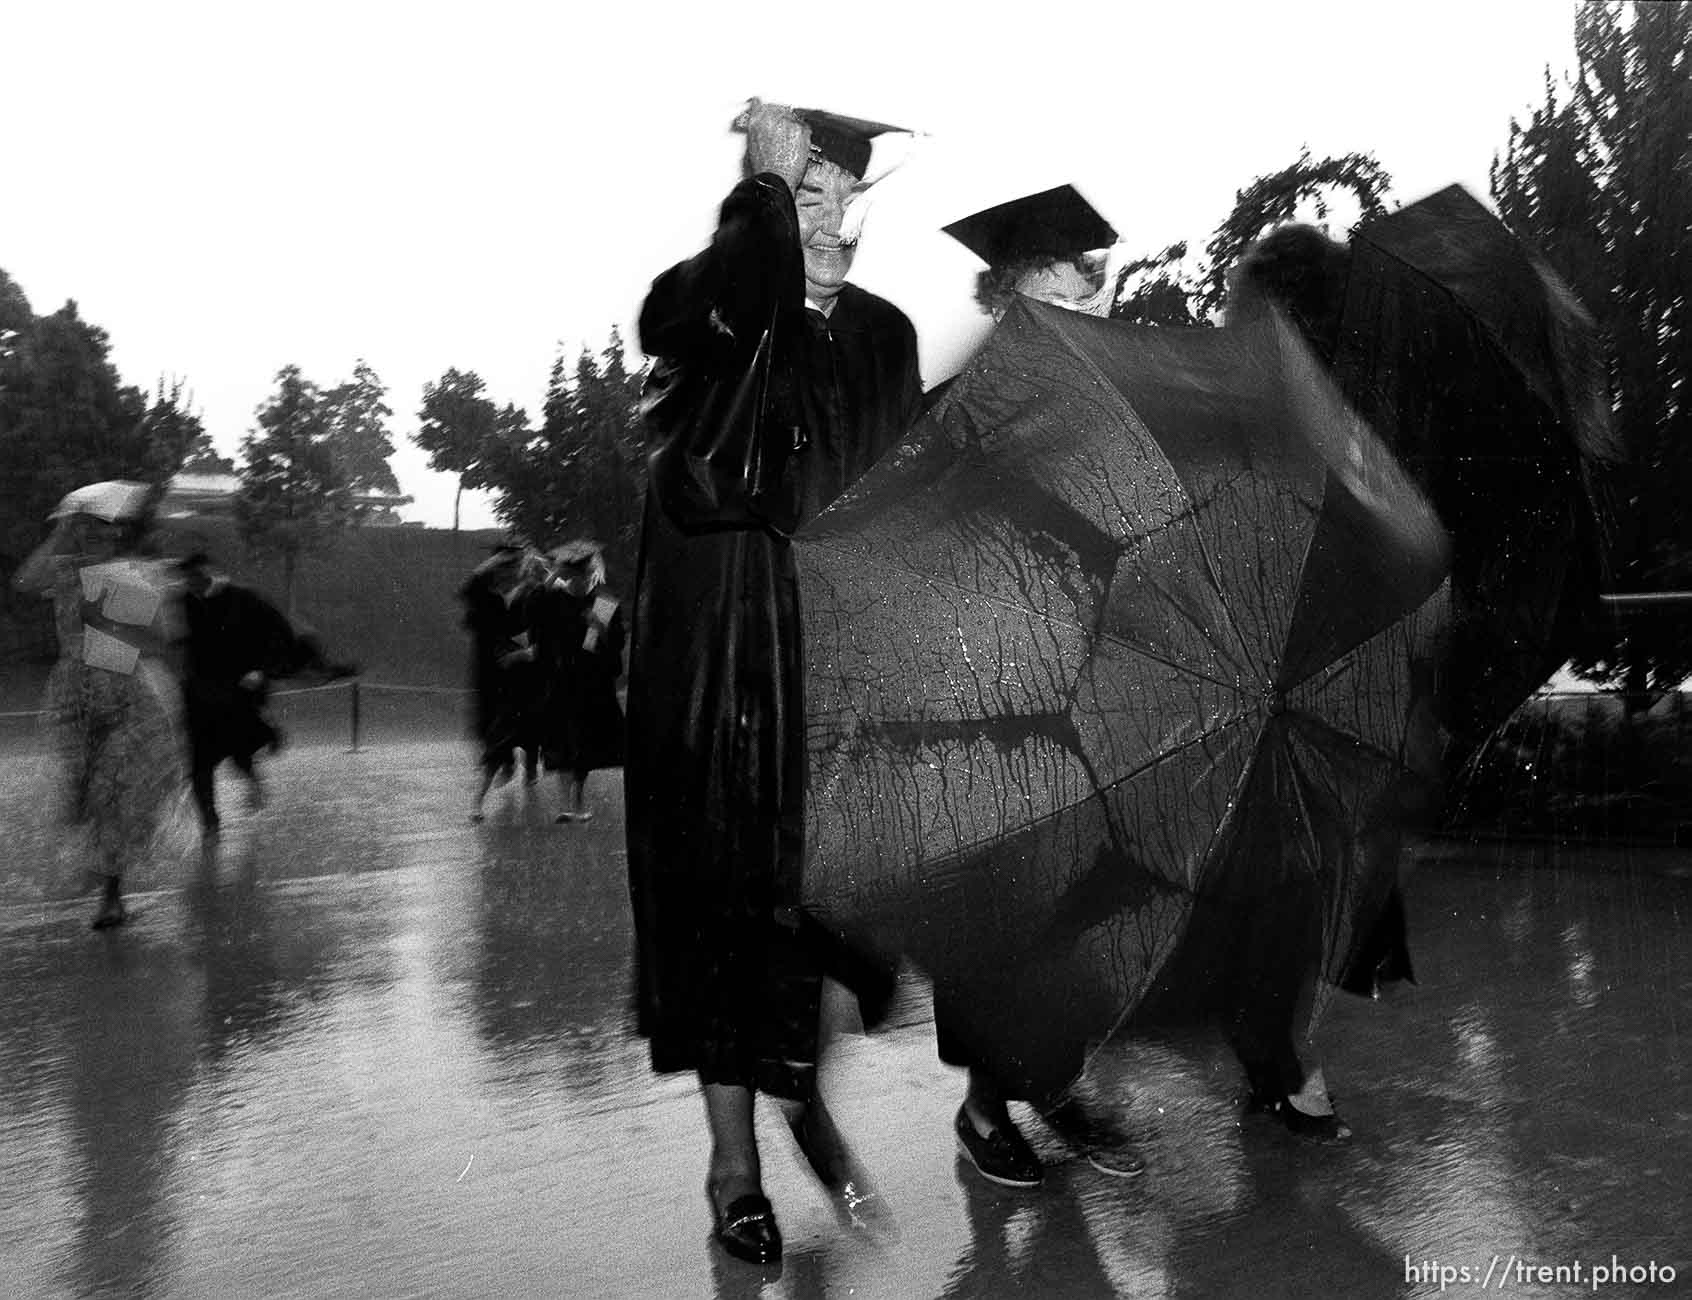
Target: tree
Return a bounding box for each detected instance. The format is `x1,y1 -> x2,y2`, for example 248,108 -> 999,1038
417,333 -> 646,577
137,378 -> 207,484
417,368 -> 509,533
1198,149 -> 1393,317
0,276 -> 155,571
237,365 -> 350,616
503,329 -> 645,574
1105,151 -> 1393,326
1491,0 -> 1692,689
564,328 -> 646,566
1109,242 -> 1204,327
322,359 -> 401,519
179,430 -> 237,474
0,273 -> 204,656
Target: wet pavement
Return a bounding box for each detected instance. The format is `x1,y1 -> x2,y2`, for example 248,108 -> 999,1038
0,730 -> 1688,1298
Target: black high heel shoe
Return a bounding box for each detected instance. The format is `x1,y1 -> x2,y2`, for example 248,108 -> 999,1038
707,1185 -> 782,1266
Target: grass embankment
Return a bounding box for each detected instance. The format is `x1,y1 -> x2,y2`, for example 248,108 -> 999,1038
2,520 -> 510,691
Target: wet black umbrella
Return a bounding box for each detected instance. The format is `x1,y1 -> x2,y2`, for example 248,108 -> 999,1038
796,299 -> 1449,1099
1319,184 -> 1614,753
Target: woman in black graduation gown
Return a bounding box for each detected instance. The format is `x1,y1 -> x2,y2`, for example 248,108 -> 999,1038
625,101 -> 921,1265
529,540 -> 625,823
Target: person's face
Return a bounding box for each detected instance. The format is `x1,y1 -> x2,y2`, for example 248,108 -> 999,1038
1014,258 -> 1106,311
69,516 -> 123,560
796,158 -> 859,304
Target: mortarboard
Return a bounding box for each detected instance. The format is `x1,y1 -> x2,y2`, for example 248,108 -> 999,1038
942,184 -> 1119,270
792,107 -> 910,182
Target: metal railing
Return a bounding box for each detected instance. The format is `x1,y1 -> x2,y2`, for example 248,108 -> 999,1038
0,677 -> 473,754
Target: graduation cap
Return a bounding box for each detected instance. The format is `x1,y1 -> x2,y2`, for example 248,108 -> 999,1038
792,107 -> 910,181
943,184 -> 1119,270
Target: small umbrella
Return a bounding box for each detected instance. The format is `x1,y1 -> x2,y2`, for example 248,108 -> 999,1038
796,299 -> 1449,1099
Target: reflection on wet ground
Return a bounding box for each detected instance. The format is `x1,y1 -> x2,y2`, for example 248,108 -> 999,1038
0,738 -> 1687,1298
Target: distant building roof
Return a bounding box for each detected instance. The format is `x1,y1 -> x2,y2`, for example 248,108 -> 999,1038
161,468 -> 413,518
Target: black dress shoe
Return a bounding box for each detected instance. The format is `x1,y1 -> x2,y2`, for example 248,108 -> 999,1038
709,1191 -> 782,1265
954,1106 -> 1043,1188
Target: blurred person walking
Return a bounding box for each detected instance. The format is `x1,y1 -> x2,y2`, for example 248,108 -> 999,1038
174,551 -> 297,836
12,481 -> 184,929
463,545 -> 546,821
527,540 -> 625,823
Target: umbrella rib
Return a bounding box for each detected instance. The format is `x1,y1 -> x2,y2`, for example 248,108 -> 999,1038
1276,637 -> 1422,772
914,705 -> 1261,872
806,537 -> 1253,695
1002,315 -> 1261,686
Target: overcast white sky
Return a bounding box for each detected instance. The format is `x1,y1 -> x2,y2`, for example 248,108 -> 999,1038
2,0 -> 1580,530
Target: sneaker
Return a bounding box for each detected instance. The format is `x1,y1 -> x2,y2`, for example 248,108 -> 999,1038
954,1106 -> 1042,1189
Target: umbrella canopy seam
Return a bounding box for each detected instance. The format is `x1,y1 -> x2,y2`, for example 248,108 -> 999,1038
1006,305 -> 1260,694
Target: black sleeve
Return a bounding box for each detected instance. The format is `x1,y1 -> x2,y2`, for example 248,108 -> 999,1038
229,586 -> 300,676
637,174 -> 804,364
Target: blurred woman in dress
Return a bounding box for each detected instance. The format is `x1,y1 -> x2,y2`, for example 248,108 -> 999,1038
12,481 -> 184,929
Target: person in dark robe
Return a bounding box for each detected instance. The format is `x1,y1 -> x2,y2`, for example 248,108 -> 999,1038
626,99 -> 922,1266
175,552 -> 299,836
528,539 -> 625,824
463,545 -> 544,822
928,185 -> 1152,1186
1214,205 -> 1606,1135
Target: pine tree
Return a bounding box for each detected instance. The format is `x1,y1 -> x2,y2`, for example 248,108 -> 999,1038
1492,0 -> 1692,686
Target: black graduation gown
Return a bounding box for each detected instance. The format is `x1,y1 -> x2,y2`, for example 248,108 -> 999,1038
530,582 -> 626,775
181,582 -> 296,767
461,569 -> 515,747
626,173 -> 922,1094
